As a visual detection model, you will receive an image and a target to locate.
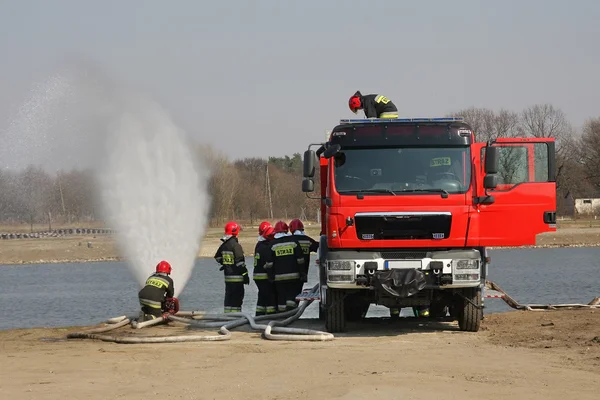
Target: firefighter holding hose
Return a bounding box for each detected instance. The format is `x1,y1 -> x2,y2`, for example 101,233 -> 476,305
138,260 -> 176,322
214,221 -> 250,313
348,90 -> 399,119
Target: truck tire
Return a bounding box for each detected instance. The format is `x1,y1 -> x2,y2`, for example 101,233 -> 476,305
457,288 -> 483,332
318,303 -> 326,320
326,289 -> 346,333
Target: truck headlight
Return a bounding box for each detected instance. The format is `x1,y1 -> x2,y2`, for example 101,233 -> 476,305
328,260 -> 355,271
454,273 -> 480,281
454,259 -> 479,270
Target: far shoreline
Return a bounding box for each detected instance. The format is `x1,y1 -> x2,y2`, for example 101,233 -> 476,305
2,242 -> 599,266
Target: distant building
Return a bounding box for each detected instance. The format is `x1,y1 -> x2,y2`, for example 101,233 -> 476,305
574,197 -> 600,217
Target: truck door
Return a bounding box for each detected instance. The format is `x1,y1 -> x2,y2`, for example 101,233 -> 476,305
475,138 -> 557,247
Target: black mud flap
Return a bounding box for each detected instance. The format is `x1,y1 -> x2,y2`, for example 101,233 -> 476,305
371,269 -> 427,298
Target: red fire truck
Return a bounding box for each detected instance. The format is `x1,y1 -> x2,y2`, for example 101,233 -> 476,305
301,117 -> 556,333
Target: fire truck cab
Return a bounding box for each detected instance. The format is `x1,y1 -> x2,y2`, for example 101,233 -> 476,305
301,117 -> 557,333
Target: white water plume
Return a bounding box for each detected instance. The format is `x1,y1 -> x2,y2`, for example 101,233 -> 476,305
2,66 -> 211,296
98,93 -> 210,296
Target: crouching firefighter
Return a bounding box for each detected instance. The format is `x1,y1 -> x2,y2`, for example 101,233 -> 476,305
289,218 -> 319,299
253,221 -> 277,316
214,221 -> 249,313
138,260 -> 176,322
264,221 -> 306,313
348,90 -> 398,119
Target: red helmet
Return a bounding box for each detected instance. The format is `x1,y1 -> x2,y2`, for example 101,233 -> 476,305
263,226 -> 275,239
289,218 -> 304,232
224,221 -> 241,236
258,221 -> 272,236
349,94 -> 361,114
273,220 -> 289,234
156,260 -> 172,274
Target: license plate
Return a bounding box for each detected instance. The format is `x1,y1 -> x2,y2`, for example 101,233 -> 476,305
384,260 -> 422,270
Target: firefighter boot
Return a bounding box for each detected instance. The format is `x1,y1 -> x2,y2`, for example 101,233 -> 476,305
415,305 -> 430,317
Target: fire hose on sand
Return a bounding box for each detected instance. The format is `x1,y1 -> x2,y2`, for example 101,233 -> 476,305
66,281 -> 600,344
66,284 -> 335,343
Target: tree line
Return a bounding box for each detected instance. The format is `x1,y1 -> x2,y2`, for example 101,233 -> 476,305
1,103 -> 599,228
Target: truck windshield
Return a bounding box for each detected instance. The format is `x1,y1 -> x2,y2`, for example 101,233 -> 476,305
333,147 -> 471,195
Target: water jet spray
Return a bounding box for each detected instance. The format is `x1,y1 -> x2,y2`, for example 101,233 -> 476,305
2,65 -> 211,296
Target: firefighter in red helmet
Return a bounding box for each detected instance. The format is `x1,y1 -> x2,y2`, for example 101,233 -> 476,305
214,221 -> 249,313
348,90 -> 399,119
264,220 -> 306,312
138,260 -> 175,322
253,221 -> 277,316
289,218 -> 319,298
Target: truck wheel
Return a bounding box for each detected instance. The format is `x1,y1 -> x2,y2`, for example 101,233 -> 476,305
318,303 -> 326,320
457,288 -> 483,332
326,289 -> 346,333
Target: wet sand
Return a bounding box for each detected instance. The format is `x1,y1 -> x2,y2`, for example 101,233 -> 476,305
0,309 -> 598,399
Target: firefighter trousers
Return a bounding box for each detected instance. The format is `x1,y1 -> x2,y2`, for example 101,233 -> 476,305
139,301 -> 163,322
255,280 -> 277,316
293,280 -> 305,305
224,282 -> 244,313
275,280 -> 300,313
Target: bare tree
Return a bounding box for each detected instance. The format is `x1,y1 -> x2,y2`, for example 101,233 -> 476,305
579,117 -> 600,190
448,107 -> 521,142
521,104 -> 571,141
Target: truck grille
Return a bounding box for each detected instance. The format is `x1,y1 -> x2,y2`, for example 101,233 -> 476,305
355,212 -> 451,241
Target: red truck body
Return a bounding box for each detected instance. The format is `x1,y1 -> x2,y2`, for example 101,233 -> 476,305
302,117 -> 557,333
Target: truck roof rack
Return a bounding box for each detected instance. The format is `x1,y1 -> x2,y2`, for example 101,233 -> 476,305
339,117 -> 465,124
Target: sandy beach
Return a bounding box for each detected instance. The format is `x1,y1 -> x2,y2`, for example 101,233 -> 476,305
0,309 -> 598,399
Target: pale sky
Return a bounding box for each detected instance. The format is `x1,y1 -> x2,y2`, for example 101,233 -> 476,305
1,0 -> 599,163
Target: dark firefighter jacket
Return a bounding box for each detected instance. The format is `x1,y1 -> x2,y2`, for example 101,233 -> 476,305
253,239 -> 272,281
360,94 -> 398,118
264,235 -> 305,281
138,272 -> 174,310
214,236 -> 248,283
292,233 -> 319,275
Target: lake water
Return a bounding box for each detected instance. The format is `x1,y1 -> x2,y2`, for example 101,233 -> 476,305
1,248 -> 598,330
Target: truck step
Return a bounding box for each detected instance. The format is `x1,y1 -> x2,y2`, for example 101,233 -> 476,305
483,289 -> 505,299
295,285 -> 321,302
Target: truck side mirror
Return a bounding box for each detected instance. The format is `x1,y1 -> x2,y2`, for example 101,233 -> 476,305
323,144 -> 341,159
303,150 -> 316,178
485,146 -> 499,174
483,174 -> 498,189
302,178 -> 315,193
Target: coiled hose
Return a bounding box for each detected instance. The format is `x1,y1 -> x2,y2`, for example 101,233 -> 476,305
66,284 -> 334,343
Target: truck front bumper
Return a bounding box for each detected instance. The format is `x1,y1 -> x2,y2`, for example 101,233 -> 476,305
324,248 -> 484,290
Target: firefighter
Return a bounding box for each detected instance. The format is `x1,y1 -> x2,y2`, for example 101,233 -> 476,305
214,221 -> 249,313
264,220 -> 306,312
348,90 -> 399,119
253,221 -> 277,316
289,218 -> 319,298
138,260 -> 175,322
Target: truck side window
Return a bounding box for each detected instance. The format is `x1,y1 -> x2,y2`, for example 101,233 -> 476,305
483,143 -> 551,191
